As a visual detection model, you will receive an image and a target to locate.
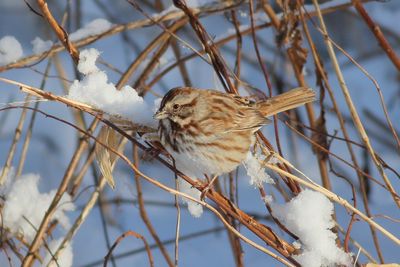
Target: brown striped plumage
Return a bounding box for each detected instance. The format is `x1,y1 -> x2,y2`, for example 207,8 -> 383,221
154,87 -> 315,176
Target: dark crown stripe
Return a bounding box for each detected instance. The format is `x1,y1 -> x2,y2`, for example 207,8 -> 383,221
159,87 -> 193,110
159,88 -> 181,110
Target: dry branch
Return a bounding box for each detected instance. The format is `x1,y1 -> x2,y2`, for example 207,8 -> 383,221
36,0 -> 79,63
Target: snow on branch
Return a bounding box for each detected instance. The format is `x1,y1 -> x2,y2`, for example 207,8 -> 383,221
0,36 -> 23,65
178,177 -> 203,217
243,152 -> 275,187
67,48 -> 158,128
69,18 -> 113,41
31,37 -> 54,54
271,189 -> 352,267
0,168 -> 75,243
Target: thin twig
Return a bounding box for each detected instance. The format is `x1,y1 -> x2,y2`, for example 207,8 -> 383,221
351,0 -> 400,71
311,0 -> 400,210
133,145 -> 174,267
298,4 -> 385,259
173,159 -> 181,267
103,230 -> 154,267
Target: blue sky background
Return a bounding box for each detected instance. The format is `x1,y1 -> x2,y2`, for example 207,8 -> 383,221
0,0 -> 399,266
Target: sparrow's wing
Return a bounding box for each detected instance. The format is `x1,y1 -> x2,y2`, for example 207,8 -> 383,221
198,94 -> 270,138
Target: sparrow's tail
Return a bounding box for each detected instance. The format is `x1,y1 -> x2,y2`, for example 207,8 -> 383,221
257,87 -> 316,117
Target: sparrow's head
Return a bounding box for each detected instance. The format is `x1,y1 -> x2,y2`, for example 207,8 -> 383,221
154,87 -> 200,124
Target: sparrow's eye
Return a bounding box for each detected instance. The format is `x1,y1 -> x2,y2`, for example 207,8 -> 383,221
173,104 -> 180,110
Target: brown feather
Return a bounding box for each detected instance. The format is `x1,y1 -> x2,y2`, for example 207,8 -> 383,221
256,87 -> 315,117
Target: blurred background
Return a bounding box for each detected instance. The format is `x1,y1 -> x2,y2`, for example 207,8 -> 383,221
0,0 -> 399,266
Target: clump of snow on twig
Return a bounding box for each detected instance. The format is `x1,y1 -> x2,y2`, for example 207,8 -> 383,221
43,238 -> 73,267
31,37 -> 53,54
243,152 -> 274,187
271,189 -> 352,267
76,48 -> 100,75
178,178 -> 203,218
0,36 -> 23,65
67,48 -> 157,127
174,163 -> 203,217
69,18 -> 113,41
0,168 -> 75,243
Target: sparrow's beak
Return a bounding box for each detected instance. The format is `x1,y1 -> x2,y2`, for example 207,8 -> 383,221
153,110 -> 168,120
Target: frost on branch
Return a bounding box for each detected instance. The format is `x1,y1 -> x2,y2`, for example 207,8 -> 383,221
271,189 -> 352,267
0,168 -> 75,243
243,152 -> 274,187
0,35 -> 23,65
67,48 -> 157,128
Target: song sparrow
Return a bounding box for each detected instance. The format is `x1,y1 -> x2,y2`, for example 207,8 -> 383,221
154,87 -> 315,178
